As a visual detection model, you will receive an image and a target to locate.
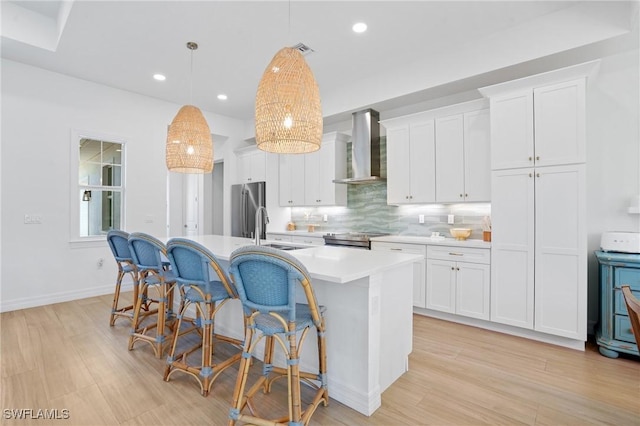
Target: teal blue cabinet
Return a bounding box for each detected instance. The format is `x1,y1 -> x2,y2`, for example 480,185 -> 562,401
595,251 -> 640,358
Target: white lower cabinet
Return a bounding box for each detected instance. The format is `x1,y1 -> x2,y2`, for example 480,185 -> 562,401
371,241 -> 427,308
426,246 -> 490,320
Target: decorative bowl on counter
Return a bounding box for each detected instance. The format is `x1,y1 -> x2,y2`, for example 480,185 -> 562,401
450,228 -> 472,240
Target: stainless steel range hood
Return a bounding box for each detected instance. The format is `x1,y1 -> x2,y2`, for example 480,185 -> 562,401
333,109 -> 384,184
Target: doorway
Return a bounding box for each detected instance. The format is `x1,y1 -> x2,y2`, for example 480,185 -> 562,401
204,160 -> 224,235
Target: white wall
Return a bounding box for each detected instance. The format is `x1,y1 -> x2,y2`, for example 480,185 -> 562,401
586,48 -> 640,327
0,59 -> 245,312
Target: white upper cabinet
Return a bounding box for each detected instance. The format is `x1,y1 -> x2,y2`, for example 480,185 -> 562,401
435,114 -> 465,203
385,125 -> 411,204
487,78 -> 586,170
435,109 -> 491,203
385,120 -> 436,205
279,132 -> 348,207
279,154 -> 305,206
489,91 -> 534,170
463,109 -> 491,202
533,79 -> 586,167
384,99 -> 489,205
385,120 -> 437,204
236,148 -> 266,183
304,133 -> 348,206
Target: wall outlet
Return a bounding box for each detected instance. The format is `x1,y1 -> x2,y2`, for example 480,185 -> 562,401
323,214 -> 328,222
447,214 -> 455,224
24,214 -> 42,224
419,214 -> 425,224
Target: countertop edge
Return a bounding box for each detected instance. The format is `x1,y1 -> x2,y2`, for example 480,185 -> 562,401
370,235 -> 491,248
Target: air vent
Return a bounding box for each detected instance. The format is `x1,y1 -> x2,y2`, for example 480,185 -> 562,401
291,42 -> 314,56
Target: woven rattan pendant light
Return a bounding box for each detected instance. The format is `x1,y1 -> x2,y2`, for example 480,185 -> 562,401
166,42 -> 213,173
254,2 -> 322,154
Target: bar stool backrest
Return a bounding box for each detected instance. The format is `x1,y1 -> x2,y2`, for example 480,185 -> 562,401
166,238 -> 237,298
107,230 -> 133,263
230,245 -> 322,327
128,232 -> 168,275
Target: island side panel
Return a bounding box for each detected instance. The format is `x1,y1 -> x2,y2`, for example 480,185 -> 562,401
302,275 -> 381,415
378,262 -> 414,392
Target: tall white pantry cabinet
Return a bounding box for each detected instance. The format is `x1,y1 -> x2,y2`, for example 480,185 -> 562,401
480,61 -> 597,343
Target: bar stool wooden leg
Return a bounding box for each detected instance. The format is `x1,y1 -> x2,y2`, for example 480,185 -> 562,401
228,325 -> 256,426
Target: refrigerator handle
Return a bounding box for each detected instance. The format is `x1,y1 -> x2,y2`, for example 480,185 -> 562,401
241,189 -> 247,237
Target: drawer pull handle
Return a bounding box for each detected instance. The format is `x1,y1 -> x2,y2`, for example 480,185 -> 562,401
448,252 -> 463,256
390,248 -> 403,251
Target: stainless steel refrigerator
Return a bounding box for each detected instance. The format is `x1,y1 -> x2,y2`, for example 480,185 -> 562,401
231,181 -> 266,239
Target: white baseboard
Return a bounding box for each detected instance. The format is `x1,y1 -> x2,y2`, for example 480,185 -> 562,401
0,282 -> 132,313
413,307 -> 586,351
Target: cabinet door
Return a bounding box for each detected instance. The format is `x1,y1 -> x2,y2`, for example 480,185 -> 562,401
534,164 -> 586,339
533,79 -> 585,167
426,259 -> 456,313
435,115 -> 465,203
409,120 -> 436,203
237,150 -> 266,183
463,109 -> 491,202
490,168 -> 535,329
490,91 -> 534,170
456,262 -> 490,320
304,149 -> 322,205
304,138 -> 347,207
386,126 -> 411,204
279,154 -> 305,206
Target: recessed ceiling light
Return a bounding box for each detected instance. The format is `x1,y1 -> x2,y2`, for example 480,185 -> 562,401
352,22 -> 367,33
153,74 -> 166,81
217,94 -> 228,100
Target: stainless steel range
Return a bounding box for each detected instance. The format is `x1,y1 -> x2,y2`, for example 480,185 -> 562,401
323,232 -> 389,249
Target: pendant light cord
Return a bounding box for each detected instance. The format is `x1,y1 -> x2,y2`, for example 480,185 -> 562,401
189,47 -> 194,105
186,41 -> 198,105
288,0 -> 291,43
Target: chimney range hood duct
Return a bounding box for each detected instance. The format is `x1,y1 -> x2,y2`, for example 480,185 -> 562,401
333,109 -> 384,184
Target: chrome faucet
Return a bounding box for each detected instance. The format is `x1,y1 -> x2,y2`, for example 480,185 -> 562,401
255,206 -> 269,245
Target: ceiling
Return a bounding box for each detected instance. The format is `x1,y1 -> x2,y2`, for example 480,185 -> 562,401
1,1 -> 637,123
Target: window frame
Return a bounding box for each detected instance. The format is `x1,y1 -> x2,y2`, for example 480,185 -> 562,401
70,129 -> 127,246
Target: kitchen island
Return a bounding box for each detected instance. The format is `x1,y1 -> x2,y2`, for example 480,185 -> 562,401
170,235 -> 423,416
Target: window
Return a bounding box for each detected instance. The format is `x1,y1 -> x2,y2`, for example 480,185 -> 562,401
71,130 -> 126,241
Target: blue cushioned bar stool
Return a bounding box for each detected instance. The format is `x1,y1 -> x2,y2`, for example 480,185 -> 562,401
128,232 -> 177,358
163,238 -> 244,396
107,230 -> 144,326
228,245 -> 328,426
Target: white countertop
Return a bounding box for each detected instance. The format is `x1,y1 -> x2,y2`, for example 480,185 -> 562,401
370,235 -> 491,249
170,235 -> 423,284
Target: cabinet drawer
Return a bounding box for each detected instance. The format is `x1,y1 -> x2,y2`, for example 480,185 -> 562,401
614,267 -> 640,290
266,233 -> 293,242
427,246 -> 490,264
291,235 -> 324,246
615,287 -> 640,315
614,314 -> 638,344
371,241 -> 427,255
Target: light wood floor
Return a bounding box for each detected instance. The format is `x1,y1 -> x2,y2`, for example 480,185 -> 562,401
1,292 -> 639,425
